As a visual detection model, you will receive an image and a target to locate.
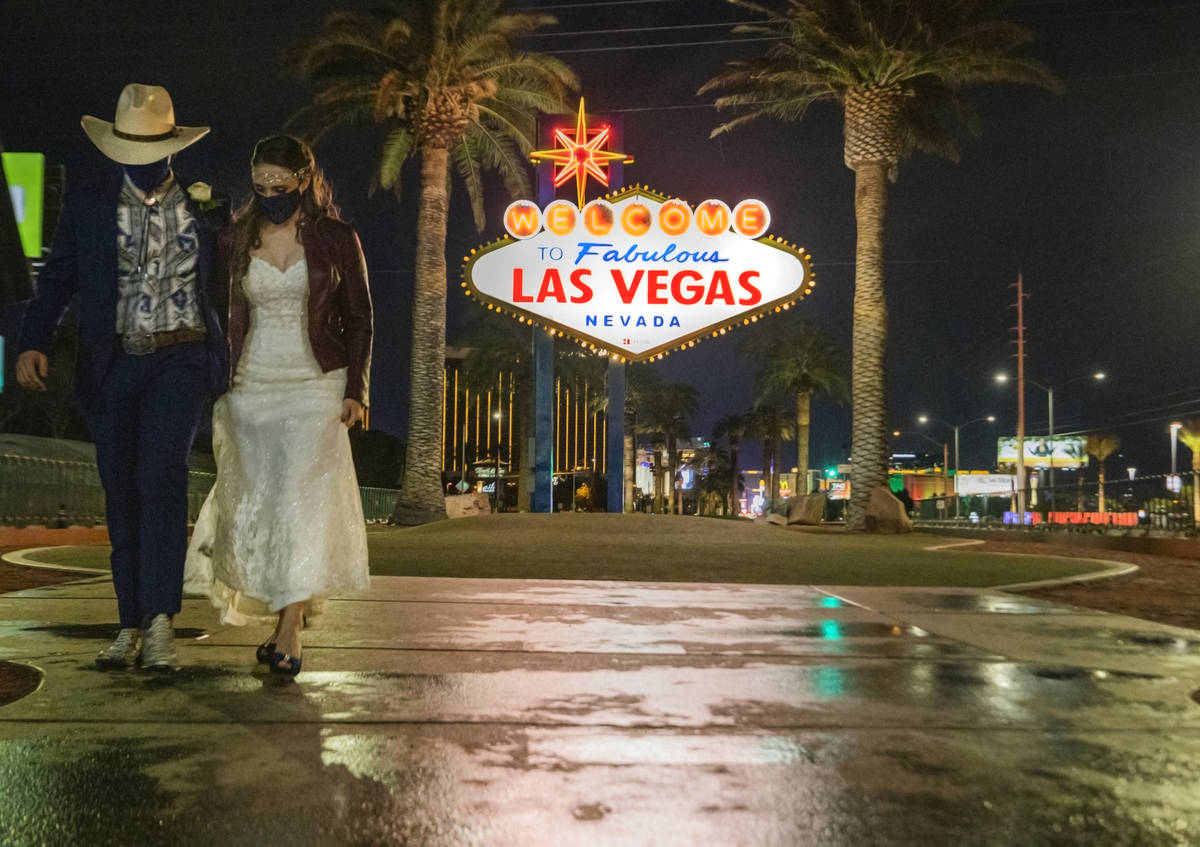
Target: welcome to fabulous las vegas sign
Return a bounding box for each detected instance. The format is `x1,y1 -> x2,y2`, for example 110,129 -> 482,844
459,101 -> 815,362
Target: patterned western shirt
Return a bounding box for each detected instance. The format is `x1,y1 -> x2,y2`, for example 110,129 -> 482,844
115,175 -> 202,335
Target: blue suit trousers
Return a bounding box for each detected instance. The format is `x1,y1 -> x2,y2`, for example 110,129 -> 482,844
87,341 -> 209,628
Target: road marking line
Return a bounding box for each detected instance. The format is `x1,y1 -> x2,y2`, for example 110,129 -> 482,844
924,540 -> 986,551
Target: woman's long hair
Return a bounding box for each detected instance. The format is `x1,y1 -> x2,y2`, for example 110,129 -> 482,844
230,134 -> 340,291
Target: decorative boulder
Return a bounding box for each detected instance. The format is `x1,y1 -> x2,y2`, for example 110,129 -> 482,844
445,492 -> 491,519
787,493 -> 827,525
762,512 -> 788,526
865,486 -> 913,534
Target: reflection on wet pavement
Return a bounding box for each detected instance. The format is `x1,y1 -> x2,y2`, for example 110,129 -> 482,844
2,575 -> 1200,844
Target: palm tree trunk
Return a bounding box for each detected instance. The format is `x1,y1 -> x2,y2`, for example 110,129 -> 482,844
729,436 -> 740,516
1192,452 -> 1200,528
668,440 -> 679,514
1098,466 -> 1107,515
796,390 -> 812,494
653,443 -> 664,513
517,384 -> 532,511
624,415 -> 636,513
847,160 -> 890,531
392,146 -> 451,525
764,435 -> 776,513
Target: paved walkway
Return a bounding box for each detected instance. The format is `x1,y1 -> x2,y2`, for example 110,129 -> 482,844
2,573 -> 1200,845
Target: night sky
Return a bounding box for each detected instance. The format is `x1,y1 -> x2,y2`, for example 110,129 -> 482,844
2,0 -> 1199,477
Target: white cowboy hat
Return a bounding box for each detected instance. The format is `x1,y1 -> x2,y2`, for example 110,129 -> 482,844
81,84 -> 209,165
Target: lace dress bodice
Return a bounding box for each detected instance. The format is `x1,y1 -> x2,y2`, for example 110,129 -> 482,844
237,257 -> 325,383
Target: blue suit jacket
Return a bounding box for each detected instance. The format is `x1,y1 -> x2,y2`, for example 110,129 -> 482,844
18,172 -> 230,412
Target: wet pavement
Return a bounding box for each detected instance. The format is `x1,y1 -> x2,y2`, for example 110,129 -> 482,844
2,575 -> 1200,845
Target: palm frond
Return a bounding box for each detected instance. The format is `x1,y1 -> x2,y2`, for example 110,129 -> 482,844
287,0 -> 576,231
699,0 -> 1061,163
450,135 -> 486,231
379,126 -> 415,196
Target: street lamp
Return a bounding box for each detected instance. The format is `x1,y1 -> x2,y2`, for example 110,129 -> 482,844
893,429 -> 951,509
917,413 -> 997,518
1171,419 -> 1180,484
995,370 -> 1105,508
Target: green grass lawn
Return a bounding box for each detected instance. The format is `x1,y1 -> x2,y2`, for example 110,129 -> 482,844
10,513 -> 1110,588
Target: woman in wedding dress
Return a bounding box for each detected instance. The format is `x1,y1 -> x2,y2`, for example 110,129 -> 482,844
186,135 -> 372,676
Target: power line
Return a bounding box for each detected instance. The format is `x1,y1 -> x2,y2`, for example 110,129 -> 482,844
1023,1 -> 1200,20
524,0 -> 680,8
526,21 -> 752,38
581,66 -> 1200,114
546,35 -> 782,54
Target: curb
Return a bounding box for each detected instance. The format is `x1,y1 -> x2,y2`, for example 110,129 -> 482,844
994,556 -> 1138,592
919,537 -> 1141,592
1,546 -> 108,575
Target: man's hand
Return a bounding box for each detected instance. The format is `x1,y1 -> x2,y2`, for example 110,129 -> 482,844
15,351 -> 49,391
340,398 -> 364,428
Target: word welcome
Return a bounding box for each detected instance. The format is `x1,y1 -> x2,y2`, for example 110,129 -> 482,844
504,197 -> 770,240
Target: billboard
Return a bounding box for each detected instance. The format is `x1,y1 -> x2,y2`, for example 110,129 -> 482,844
955,474 -> 1016,497
463,186 -> 814,362
996,436 -> 1088,469
1,152 -> 44,259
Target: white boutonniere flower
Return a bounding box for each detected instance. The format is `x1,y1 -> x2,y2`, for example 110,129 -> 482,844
187,181 -> 221,211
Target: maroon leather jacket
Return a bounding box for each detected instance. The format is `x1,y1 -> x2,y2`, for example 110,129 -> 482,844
219,216 -> 373,406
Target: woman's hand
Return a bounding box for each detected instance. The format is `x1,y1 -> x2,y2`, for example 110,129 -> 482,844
341,398 -> 364,428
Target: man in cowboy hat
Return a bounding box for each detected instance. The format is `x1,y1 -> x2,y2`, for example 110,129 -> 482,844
16,84 -> 230,672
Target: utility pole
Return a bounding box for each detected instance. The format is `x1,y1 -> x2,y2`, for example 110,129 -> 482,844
1013,272 -> 1027,522
952,425 -> 960,517
942,441 -> 950,499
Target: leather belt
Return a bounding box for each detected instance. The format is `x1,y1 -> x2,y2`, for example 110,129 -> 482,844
120,327 -> 207,356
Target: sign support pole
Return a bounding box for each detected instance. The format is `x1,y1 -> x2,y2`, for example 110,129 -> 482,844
532,328 -> 554,512
532,116 -> 556,513
606,359 -> 625,513
603,119 -> 627,515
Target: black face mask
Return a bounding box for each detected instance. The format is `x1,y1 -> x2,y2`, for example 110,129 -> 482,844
124,158 -> 172,193
256,190 -> 301,224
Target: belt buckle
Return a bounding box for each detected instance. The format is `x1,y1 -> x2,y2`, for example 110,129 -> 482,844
122,331 -> 156,355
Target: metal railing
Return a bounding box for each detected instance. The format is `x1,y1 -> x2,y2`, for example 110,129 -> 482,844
0,453 -> 399,526
908,472 -> 1199,534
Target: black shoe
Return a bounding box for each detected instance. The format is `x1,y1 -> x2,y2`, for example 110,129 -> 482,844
269,650 -> 302,677
259,615 -> 305,664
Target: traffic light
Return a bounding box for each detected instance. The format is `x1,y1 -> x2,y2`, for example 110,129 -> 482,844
825,466 -> 838,479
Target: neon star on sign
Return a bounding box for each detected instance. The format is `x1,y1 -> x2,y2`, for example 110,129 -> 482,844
530,98 -> 633,208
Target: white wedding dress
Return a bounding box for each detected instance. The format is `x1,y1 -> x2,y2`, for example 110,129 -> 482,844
185,257 -> 370,625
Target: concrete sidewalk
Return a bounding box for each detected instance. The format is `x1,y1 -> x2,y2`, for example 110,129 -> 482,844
2,574 -> 1200,845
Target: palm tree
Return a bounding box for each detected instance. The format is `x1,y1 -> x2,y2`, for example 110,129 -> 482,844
456,314 -> 530,507
743,317 -> 847,493
1176,418 -> 1200,527
457,312 -> 606,511
712,412 -> 749,515
746,401 -> 795,514
1085,433 -> 1120,516
287,2 -> 577,524
1060,438 -> 1087,511
643,382 -> 700,514
595,365 -> 663,512
700,1 -> 1059,530
685,442 -> 733,516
